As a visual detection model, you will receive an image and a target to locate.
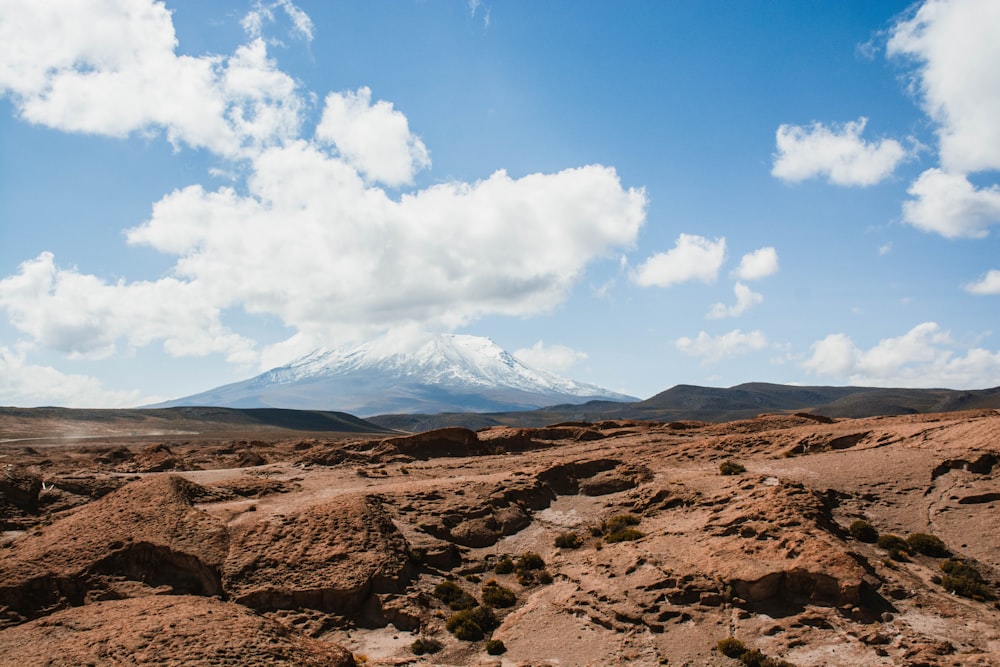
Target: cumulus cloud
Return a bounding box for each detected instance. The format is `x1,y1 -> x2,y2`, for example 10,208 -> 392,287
885,1 -> 1000,239
0,344 -> 147,408
0,0 -> 302,157
513,341 -> 588,373
707,282 -> 763,319
802,321 -> 1000,388
676,329 -> 768,363
0,0 -> 647,373
888,0 -> 1000,174
0,253 -> 258,363
243,0 -> 315,43
733,247 -> 779,280
632,234 -> 726,288
316,87 -> 431,186
124,149 -> 645,344
901,168 -> 1000,238
965,269 -> 1000,295
772,118 -> 908,186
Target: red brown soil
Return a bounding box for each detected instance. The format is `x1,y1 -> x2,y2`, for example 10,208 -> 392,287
1,409 -> 999,666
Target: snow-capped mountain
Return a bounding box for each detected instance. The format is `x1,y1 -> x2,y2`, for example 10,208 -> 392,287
153,333 -> 637,416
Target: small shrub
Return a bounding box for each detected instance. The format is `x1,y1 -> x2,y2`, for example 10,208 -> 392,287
887,548 -> 910,562
410,637 -> 443,655
740,649 -> 767,667
848,519 -> 878,543
446,606 -> 497,641
719,460 -> 746,476
516,568 -> 554,586
907,532 -> 950,557
494,555 -> 515,574
717,637 -> 747,658
941,575 -> 992,600
516,551 -> 545,572
555,531 -> 584,549
434,580 -> 477,610
876,534 -> 910,553
605,527 -> 645,543
485,639 -> 507,655
481,581 -> 517,608
603,514 -> 640,534
939,559 -> 994,600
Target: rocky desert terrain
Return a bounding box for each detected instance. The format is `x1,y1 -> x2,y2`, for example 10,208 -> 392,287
1,408 -> 998,666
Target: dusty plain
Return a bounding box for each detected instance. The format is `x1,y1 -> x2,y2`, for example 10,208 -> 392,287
1,407 -> 998,666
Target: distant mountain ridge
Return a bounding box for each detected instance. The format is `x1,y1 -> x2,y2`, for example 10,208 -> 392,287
151,333 -> 636,416
367,382 -> 1000,431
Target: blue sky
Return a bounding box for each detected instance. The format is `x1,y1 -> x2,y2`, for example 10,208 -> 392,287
2,0 -> 999,407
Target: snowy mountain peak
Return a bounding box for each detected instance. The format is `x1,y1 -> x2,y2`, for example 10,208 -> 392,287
157,333 -> 637,416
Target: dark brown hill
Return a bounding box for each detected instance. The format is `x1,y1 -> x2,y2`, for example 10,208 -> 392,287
367,383 -> 1000,431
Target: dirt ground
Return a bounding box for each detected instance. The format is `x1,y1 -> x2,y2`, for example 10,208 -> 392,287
1,409 -> 998,666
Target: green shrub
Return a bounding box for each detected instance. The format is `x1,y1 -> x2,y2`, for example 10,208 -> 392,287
599,514 -> 644,543
848,519 -> 878,543
434,580 -> 477,610
939,559 -> 994,600
555,531 -> 584,549
485,639 -> 506,655
410,637 -> 443,655
494,555 -> 514,574
515,551 -> 545,572
717,637 -> 747,658
719,460 -> 746,476
516,568 -> 554,586
603,514 -> 640,534
481,581 -> 516,608
605,527 -> 645,543
739,649 -> 767,667
876,534 -> 910,553
446,606 -> 497,641
907,533 -> 950,557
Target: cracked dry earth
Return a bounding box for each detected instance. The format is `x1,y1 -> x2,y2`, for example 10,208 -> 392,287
1,410 -> 999,666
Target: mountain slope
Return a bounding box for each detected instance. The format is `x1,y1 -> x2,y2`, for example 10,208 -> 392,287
153,334 -> 636,416
366,383 -> 1000,431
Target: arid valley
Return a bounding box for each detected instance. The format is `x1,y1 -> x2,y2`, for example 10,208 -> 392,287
1,406 -> 998,666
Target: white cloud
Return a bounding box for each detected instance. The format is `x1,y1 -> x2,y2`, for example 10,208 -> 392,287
316,87 -> 431,187
802,321 -> 1000,388
120,145 -> 645,346
888,0 -> 1000,174
772,118 -> 908,186
0,344 -> 146,408
0,158 -> 645,366
965,269 -> 1000,295
707,282 -> 763,319
878,242 -> 893,256
676,329 -> 768,363
632,234 -> 726,288
242,1 -> 313,42
513,341 -> 588,373
0,1 -> 648,372
0,252 -> 257,364
0,0 -> 302,158
901,168 -> 1000,238
733,247 -> 779,280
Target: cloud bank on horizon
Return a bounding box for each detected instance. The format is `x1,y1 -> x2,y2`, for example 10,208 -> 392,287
0,0 -> 999,407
